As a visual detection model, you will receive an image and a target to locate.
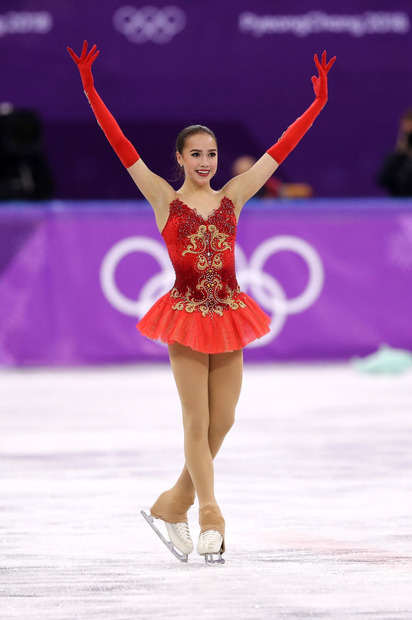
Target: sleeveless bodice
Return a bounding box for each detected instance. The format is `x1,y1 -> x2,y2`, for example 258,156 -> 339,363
136,195 -> 270,353
161,196 -> 246,317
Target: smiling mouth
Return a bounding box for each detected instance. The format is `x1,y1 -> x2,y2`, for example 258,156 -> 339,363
196,170 -> 210,177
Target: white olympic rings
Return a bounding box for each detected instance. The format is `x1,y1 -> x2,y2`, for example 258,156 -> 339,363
113,6 -> 186,44
100,235 -> 325,347
100,236 -> 174,316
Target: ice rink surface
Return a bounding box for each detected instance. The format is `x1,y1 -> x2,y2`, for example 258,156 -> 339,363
1,362 -> 412,619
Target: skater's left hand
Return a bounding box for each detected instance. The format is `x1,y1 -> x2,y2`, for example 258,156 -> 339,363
67,40 -> 100,92
311,51 -> 336,101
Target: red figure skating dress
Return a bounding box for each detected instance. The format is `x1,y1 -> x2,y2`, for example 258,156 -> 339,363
137,196 -> 270,354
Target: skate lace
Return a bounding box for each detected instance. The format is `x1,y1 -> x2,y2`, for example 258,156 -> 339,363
174,521 -> 192,543
201,529 -> 221,543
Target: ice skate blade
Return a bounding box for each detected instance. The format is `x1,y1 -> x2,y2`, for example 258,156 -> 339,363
204,552 -> 225,565
140,510 -> 188,563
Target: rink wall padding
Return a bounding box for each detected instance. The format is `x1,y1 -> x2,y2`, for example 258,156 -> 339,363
0,199 -> 411,366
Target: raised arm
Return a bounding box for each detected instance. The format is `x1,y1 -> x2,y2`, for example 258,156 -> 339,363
67,41 -> 174,228
223,51 -> 336,211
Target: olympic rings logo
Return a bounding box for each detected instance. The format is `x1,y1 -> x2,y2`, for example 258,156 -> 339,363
100,235 -> 324,347
113,6 -> 186,44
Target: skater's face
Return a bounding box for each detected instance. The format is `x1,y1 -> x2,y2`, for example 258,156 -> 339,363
176,132 -> 218,186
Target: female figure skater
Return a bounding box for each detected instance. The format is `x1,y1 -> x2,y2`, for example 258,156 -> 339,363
68,42 -> 335,564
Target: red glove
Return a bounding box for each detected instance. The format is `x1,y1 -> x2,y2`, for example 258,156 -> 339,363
267,51 -> 336,165
67,41 -> 139,168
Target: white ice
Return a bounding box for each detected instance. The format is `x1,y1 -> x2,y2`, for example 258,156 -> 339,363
1,362 -> 412,619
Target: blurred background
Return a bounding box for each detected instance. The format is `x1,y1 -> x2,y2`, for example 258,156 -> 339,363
1,0 -> 412,366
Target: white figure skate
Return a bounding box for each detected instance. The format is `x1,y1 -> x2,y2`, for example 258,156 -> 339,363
197,529 -> 225,565
140,510 -> 193,562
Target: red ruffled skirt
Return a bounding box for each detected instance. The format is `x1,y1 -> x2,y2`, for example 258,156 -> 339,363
136,290 -> 270,354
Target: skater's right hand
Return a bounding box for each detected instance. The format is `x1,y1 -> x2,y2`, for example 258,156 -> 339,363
67,40 -> 99,91
311,51 -> 336,101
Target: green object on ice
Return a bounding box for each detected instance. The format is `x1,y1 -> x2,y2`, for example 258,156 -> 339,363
351,344 -> 412,375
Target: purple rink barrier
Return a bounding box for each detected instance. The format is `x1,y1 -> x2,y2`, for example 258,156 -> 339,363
0,199 -> 412,367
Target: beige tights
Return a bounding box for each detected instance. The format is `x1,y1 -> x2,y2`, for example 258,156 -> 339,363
150,342 -> 243,530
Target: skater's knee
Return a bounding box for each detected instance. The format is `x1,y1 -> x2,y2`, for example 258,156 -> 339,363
183,409 -> 209,442
185,421 -> 209,442
209,408 -> 235,437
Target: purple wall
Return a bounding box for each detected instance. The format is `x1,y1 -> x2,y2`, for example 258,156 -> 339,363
1,1 -> 412,199
1,199 -> 412,367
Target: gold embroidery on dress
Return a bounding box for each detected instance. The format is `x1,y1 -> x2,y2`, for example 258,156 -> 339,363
171,285 -> 246,317
183,224 -> 231,271
183,225 -> 207,259
172,223 -> 246,316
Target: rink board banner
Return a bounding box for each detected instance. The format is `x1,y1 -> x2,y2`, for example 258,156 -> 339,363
1,1 -> 412,198
0,199 -> 412,367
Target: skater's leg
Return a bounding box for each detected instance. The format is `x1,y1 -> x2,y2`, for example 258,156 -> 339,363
145,346 -> 242,560
169,349 -> 243,493
208,348 -> 243,452
168,342 -> 216,507
197,349 -> 243,557
150,347 -> 243,527
147,343 -> 210,557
